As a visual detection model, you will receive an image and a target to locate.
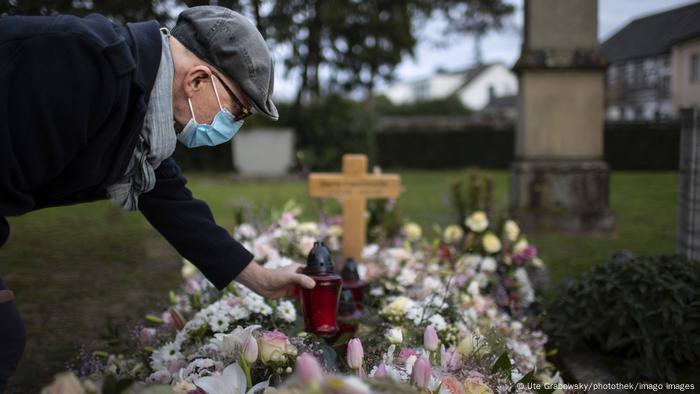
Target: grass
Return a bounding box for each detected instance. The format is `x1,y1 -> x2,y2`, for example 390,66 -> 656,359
0,169 -> 677,393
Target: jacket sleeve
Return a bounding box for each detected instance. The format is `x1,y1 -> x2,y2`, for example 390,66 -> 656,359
138,158 -> 253,290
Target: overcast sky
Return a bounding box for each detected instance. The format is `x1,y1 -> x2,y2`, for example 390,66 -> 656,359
271,0 -> 698,101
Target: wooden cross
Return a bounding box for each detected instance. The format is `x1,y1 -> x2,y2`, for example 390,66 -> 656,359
308,154 -> 402,263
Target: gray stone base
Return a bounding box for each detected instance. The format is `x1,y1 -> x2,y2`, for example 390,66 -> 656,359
510,159 -> 615,234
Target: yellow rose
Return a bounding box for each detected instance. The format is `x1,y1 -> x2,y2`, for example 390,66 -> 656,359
382,296 -> 410,316
482,233 -> 502,254
403,222 -> 422,242
443,225 -> 464,243
503,220 -> 520,242
457,335 -> 475,355
465,211 -> 489,233
464,377 -> 494,394
329,225 -> 343,238
513,238 -> 529,254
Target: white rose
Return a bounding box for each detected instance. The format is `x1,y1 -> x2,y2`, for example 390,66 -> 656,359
465,211 -> 489,233
385,327 -> 403,344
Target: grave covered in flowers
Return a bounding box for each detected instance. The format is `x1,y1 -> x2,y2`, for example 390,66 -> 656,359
43,200 -> 568,394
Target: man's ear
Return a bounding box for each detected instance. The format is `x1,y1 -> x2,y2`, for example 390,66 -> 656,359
183,65 -> 212,98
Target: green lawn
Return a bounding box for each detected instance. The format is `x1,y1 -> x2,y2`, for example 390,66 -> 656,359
0,170 -> 677,393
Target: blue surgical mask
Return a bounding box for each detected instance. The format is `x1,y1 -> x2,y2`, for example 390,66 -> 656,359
177,76 -> 244,148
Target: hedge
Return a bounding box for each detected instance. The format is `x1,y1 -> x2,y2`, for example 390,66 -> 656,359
173,120 -> 680,171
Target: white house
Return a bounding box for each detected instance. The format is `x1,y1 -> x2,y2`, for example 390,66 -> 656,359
381,63 -> 518,111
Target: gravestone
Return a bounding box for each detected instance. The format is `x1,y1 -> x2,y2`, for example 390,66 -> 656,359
677,108 -> 700,260
232,128 -> 294,177
510,0 -> 615,233
308,154 -> 402,262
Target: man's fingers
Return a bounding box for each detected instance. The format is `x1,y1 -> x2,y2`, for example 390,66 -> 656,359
295,273 -> 316,289
0,289 -> 15,304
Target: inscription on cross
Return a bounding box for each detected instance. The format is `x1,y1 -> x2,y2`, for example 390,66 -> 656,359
308,154 -> 402,263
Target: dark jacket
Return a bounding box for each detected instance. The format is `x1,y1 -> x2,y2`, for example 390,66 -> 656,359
0,14 -> 253,290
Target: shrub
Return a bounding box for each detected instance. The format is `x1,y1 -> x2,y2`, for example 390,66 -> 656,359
543,254 -> 700,382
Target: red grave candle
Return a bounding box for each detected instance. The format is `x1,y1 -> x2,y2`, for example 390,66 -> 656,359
336,287 -> 362,338
300,242 -> 342,337
341,257 -> 366,310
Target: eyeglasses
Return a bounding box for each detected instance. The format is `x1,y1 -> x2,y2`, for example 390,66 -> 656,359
212,73 -> 253,121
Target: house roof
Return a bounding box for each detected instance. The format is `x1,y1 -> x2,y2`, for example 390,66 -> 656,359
483,94 -> 516,111
601,2 -> 700,63
448,64 -> 492,95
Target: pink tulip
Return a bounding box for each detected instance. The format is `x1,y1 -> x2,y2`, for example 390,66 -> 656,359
243,335 -> 258,364
423,325 -> 438,352
373,362 -> 388,379
295,353 -> 324,386
411,357 -> 431,389
347,338 -> 364,370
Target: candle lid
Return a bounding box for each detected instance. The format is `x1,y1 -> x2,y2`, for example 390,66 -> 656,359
338,287 -> 357,314
305,241 -> 336,274
341,257 -> 361,281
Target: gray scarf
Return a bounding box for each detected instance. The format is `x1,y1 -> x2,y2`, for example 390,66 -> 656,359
107,30 -> 177,211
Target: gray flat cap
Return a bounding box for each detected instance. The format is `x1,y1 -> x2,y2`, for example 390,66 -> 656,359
172,6 -> 278,120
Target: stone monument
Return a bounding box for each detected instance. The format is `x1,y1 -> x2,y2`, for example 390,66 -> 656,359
510,0 -> 615,233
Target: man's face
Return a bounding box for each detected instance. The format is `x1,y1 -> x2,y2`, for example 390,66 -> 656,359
175,65 -> 252,131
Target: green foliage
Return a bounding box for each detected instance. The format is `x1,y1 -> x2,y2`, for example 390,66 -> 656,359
291,95 -> 375,170
449,169 -> 495,228
375,95 -> 473,116
543,255 -> 700,382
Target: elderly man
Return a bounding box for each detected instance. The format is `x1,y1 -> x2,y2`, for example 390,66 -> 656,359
0,6 -> 315,391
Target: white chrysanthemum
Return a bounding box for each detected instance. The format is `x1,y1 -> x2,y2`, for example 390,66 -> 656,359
150,341 -> 182,371
422,276 -> 444,293
428,314 -> 447,331
467,280 -> 481,296
209,312 -> 231,333
242,293 -> 273,316
263,257 -> 295,270
465,211 -> 489,232
406,304 -> 425,324
514,268 -> 535,305
396,267 -> 417,287
480,257 -> 497,272
229,304 -> 252,321
362,244 -> 379,259
234,223 -> 258,240
276,300 -> 297,323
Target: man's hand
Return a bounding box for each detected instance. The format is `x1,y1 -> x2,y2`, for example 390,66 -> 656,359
236,259 -> 315,299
